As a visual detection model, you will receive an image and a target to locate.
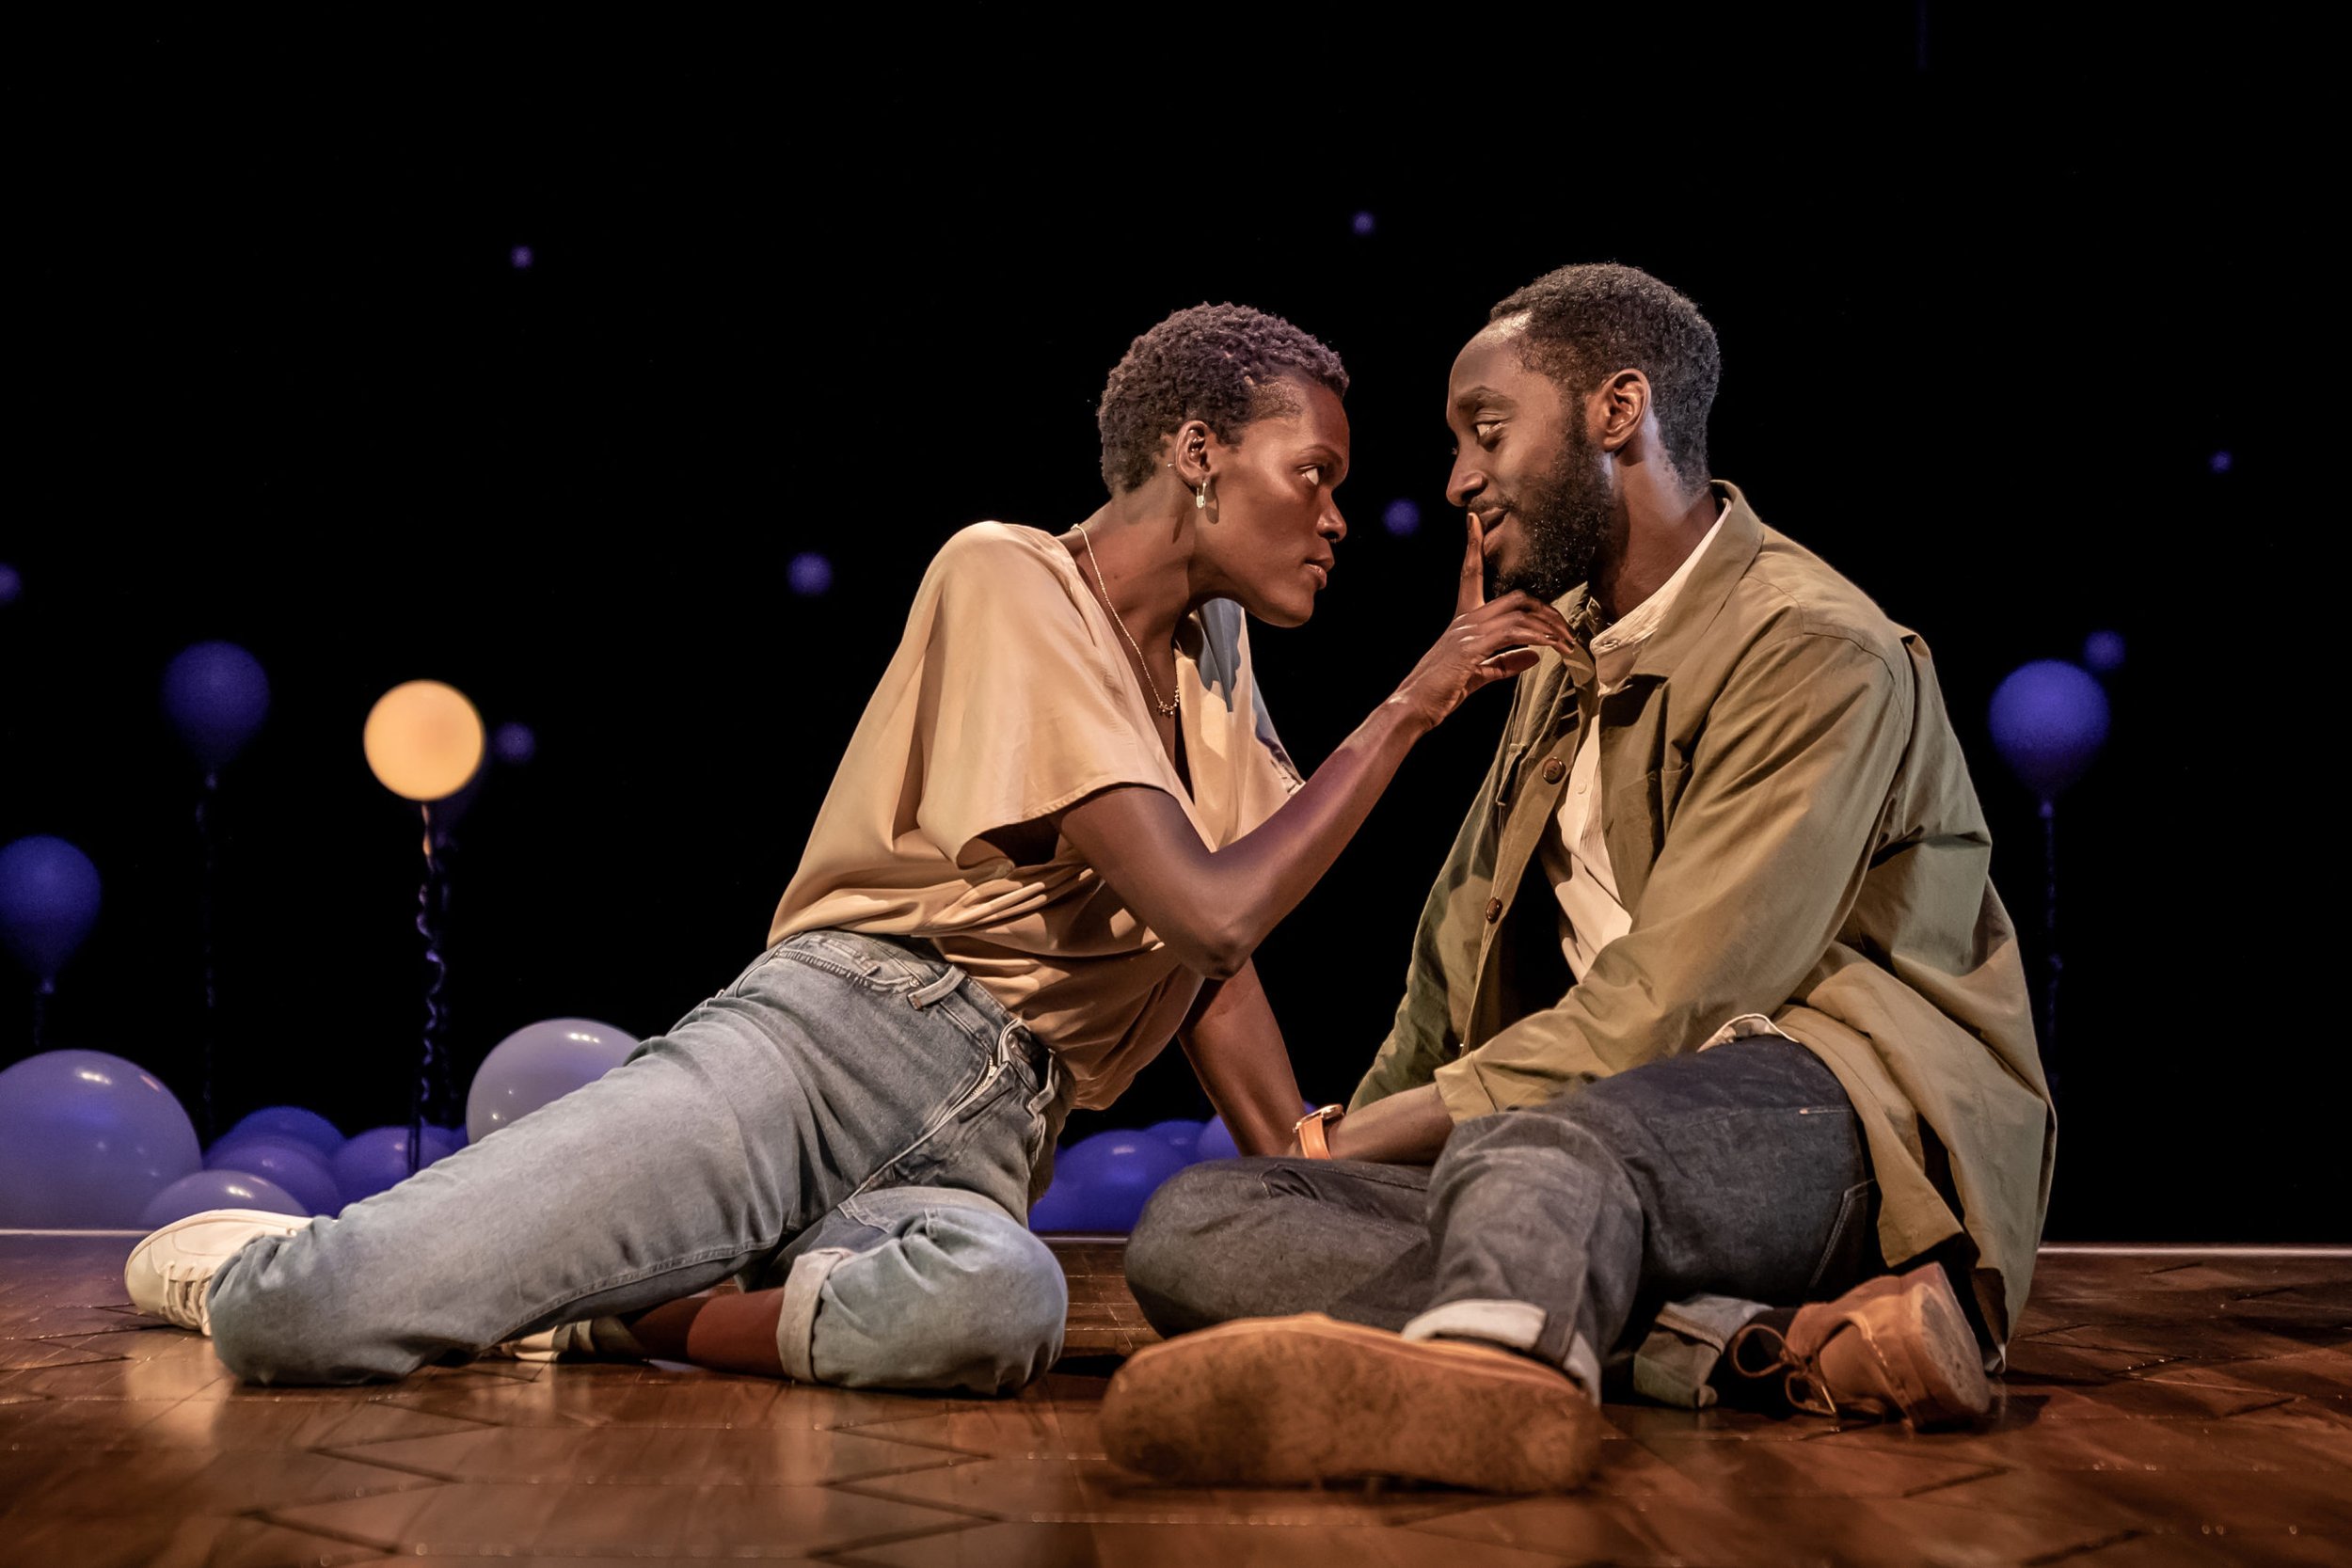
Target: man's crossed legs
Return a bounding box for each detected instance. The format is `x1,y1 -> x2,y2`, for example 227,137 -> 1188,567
1104,1037 -> 1989,1491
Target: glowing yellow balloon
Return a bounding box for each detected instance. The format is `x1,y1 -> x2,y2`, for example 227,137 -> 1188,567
363,681 -> 485,802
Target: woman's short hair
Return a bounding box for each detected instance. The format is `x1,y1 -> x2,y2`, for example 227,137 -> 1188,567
1097,304 -> 1348,494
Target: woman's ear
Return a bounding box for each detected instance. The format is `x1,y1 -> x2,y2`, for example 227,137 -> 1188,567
1170,420 -> 1216,486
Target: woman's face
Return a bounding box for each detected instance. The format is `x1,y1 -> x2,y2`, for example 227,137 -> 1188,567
1195,378 -> 1351,627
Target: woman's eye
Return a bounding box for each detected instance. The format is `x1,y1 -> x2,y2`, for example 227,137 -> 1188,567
1302,465 -> 1325,484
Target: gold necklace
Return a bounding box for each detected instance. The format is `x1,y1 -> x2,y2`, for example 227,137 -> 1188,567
1075,521 -> 1180,718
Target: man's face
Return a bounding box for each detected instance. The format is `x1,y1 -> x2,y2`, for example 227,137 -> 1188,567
1443,318 -> 1614,604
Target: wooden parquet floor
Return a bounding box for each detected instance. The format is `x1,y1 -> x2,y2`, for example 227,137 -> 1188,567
0,1235 -> 2345,1566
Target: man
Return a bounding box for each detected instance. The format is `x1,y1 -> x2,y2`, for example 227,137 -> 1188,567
1101,263 -> 2055,1493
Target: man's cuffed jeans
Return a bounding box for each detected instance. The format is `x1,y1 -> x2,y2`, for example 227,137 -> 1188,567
1127,1037 -> 1881,1406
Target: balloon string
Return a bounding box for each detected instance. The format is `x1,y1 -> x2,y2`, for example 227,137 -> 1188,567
197,772 -> 219,1144
411,802 -> 447,1179
433,841 -> 456,1124
30,977 -> 51,1053
2040,798 -> 2060,1099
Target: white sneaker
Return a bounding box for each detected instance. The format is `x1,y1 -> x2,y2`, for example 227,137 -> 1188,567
124,1208 -> 314,1336
488,1318 -> 642,1363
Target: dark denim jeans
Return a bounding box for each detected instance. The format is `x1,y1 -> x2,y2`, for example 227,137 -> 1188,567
1128,1036 -> 1882,1405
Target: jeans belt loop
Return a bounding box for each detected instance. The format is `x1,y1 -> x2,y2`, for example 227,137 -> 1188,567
907,965 -> 964,1009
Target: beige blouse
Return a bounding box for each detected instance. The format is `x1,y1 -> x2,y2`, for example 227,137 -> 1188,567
769,523 -> 1303,1109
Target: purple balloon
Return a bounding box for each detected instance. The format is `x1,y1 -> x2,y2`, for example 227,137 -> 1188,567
0,1050 -> 200,1227
465,1017 -> 639,1142
1028,1129 -> 1190,1231
138,1168 -> 307,1227
1026,1173 -> 1093,1231
1989,659 -> 2112,800
224,1105 -> 344,1157
161,641 -> 270,773
204,1135 -> 341,1216
1147,1118 -> 1205,1162
0,834 -> 103,983
332,1125 -> 459,1206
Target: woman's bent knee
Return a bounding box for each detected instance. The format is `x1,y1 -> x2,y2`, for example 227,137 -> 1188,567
803,1207 -> 1069,1395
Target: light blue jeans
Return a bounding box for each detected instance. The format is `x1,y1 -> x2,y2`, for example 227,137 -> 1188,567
207,930 -> 1070,1394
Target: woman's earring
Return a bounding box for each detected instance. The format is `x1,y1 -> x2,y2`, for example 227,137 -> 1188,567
1196,480 -> 1209,512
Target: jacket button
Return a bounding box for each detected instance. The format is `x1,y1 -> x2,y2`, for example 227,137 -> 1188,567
1541,756 -> 1566,784
1484,896 -> 1503,923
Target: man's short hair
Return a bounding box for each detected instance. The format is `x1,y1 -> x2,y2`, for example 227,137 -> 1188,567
1490,264 -> 1720,485
1097,304 -> 1348,494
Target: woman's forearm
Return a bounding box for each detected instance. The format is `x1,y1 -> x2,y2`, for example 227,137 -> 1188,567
1194,699 -> 1431,970
1062,698 -> 1428,978
1177,961 -> 1304,1157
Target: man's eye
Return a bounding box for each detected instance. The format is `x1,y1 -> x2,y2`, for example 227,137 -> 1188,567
1474,420 -> 1503,446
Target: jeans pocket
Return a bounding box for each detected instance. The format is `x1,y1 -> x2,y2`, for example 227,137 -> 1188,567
777,930 -> 922,994
1805,1179 -> 1881,1296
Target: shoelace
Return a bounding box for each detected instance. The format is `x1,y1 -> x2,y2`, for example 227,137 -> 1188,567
161,1266 -> 213,1335
1729,1320 -> 1852,1420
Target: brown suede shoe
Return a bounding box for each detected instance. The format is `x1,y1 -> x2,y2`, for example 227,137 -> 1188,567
1100,1312 -> 1603,1493
1727,1263 -> 1993,1427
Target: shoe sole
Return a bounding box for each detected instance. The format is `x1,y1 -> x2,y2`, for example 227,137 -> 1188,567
1881,1265 -> 1994,1427
1100,1312 -> 1602,1492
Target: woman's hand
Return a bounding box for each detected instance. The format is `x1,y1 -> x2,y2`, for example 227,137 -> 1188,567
1389,514 -> 1578,734
1057,516 -> 1573,980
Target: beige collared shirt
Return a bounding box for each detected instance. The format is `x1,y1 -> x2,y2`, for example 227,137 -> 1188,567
1540,507 -> 1727,980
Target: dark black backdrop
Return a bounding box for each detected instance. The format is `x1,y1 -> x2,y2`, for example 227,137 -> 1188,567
5,23 -> 2323,1239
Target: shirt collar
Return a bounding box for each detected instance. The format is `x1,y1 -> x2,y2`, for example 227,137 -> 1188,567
1589,501 -> 1729,681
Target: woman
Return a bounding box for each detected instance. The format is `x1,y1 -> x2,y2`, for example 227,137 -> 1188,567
125,304 -> 1574,1394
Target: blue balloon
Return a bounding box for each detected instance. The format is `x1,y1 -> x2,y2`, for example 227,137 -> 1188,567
0,835 -> 103,983
205,1134 -> 341,1216
1147,1118 -> 1205,1162
138,1168 -> 308,1227
2081,630 -> 2127,675
465,1017 -> 639,1142
0,1050 -> 200,1226
332,1125 -> 460,1206
224,1105 -> 344,1157
161,641 -> 271,773
1031,1129 -> 1190,1231
1025,1173 -> 1094,1231
1989,659 -> 2112,800
1196,1100 -> 1320,1163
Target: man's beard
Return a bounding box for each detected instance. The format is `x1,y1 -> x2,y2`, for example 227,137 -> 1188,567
1486,424 -> 1615,605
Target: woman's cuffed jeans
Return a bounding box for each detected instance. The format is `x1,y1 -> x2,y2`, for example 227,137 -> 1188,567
206,930 -> 1068,1395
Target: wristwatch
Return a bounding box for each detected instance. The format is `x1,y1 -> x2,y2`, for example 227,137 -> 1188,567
1294,1103 -> 1346,1160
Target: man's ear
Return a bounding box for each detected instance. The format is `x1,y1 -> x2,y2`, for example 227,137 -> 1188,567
1596,370 -> 1651,454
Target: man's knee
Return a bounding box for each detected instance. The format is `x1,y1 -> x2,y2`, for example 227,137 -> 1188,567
1125,1160 -> 1267,1336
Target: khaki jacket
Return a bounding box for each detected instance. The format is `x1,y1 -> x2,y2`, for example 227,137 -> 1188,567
1351,483 -> 2055,1343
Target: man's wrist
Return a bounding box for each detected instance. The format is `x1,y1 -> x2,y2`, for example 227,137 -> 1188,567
1293,1103 -> 1346,1159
